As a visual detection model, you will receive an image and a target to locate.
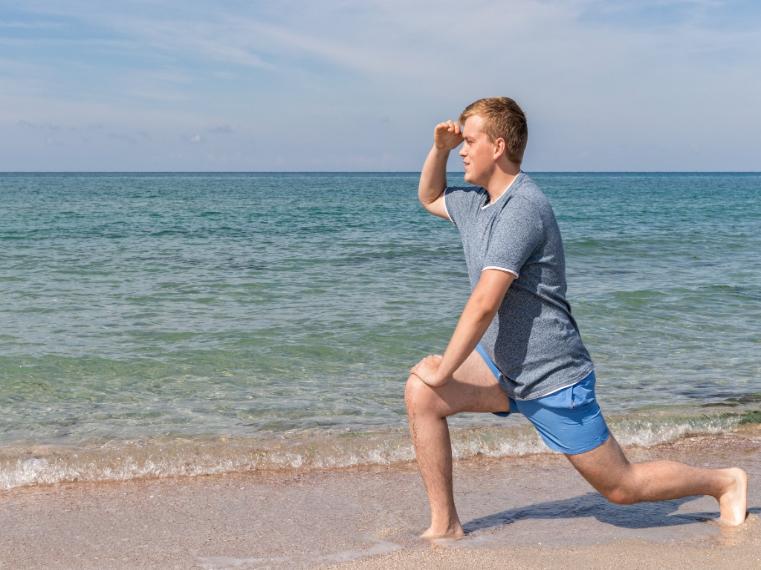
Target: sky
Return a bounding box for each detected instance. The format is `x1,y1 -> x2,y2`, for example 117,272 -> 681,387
1,0 -> 760,171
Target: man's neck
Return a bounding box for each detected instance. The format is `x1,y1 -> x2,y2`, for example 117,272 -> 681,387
485,166 -> 521,204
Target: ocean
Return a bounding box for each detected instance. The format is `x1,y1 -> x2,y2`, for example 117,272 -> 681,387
1,172 -> 759,489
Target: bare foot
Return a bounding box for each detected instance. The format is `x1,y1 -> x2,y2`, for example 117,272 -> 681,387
420,522 -> 465,540
718,467 -> 748,526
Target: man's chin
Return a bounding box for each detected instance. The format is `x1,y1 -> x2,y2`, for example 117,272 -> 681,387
463,171 -> 480,186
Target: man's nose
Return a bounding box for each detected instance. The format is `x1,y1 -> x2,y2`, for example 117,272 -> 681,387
458,145 -> 467,157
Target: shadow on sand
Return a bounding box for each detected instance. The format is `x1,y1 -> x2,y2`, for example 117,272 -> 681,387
464,492 -> 761,533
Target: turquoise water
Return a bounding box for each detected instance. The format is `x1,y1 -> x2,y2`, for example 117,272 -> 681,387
1,172 -> 759,487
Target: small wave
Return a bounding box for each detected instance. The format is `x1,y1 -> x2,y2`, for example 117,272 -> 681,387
1,407 -> 757,492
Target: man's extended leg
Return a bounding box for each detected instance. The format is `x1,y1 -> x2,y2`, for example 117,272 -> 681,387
566,434 -> 748,525
404,349 -> 511,539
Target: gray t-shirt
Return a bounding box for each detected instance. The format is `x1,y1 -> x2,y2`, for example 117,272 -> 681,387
443,172 -> 593,399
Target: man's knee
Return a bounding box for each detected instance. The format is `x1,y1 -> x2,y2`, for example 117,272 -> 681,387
570,437 -> 638,505
604,486 -> 637,505
404,374 -> 440,415
600,474 -> 638,505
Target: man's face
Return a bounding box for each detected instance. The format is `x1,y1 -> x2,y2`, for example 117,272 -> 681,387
459,114 -> 497,186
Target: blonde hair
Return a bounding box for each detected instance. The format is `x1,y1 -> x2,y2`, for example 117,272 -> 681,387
459,97 -> 528,164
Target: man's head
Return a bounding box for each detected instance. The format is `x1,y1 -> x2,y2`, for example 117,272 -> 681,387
458,97 -> 527,186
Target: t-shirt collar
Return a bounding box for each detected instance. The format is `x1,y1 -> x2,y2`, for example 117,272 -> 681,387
481,170 -> 523,210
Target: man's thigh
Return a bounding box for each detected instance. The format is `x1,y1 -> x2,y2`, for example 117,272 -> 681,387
564,435 -> 630,494
414,349 -> 511,417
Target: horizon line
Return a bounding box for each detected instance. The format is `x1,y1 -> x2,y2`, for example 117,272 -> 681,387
2,170 -> 761,175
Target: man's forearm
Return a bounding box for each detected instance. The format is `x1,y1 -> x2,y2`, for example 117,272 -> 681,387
418,146 -> 450,205
410,270 -> 513,388
436,297 -> 498,382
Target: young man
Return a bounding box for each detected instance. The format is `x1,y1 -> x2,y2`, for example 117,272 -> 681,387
406,97 -> 748,539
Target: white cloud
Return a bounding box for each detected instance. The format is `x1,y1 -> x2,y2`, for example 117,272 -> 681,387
3,0 -> 760,170
0,20 -> 64,30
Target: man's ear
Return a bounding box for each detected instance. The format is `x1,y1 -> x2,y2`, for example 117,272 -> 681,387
492,137 -> 506,160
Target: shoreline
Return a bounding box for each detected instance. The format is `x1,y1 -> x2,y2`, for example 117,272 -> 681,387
2,427 -> 760,568
3,402 -> 759,492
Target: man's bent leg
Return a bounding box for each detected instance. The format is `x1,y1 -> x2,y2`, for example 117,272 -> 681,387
566,434 -> 748,525
404,349 -> 511,539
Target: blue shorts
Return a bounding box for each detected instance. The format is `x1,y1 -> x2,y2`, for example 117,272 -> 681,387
475,343 -> 610,455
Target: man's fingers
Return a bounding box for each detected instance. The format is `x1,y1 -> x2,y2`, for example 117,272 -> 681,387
411,370 -> 436,386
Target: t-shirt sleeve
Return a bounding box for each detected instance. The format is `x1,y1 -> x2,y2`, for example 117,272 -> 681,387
443,186 -> 478,227
482,197 -> 545,278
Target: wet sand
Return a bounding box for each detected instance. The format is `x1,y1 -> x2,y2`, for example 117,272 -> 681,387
1,427 -> 760,569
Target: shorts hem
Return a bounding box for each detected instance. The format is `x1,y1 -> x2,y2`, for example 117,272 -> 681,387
546,429 -> 611,456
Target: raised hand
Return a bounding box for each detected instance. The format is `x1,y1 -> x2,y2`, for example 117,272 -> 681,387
433,120 -> 463,151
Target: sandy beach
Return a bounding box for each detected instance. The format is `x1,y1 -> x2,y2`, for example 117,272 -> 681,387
5,0 -> 761,564
1,425 -> 759,569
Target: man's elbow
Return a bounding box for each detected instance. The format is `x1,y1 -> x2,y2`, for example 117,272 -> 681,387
468,295 -> 501,320
418,187 -> 441,207
470,285 -> 510,315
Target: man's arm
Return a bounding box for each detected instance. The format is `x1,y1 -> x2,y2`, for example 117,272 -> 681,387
418,120 -> 463,220
411,269 -> 515,387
